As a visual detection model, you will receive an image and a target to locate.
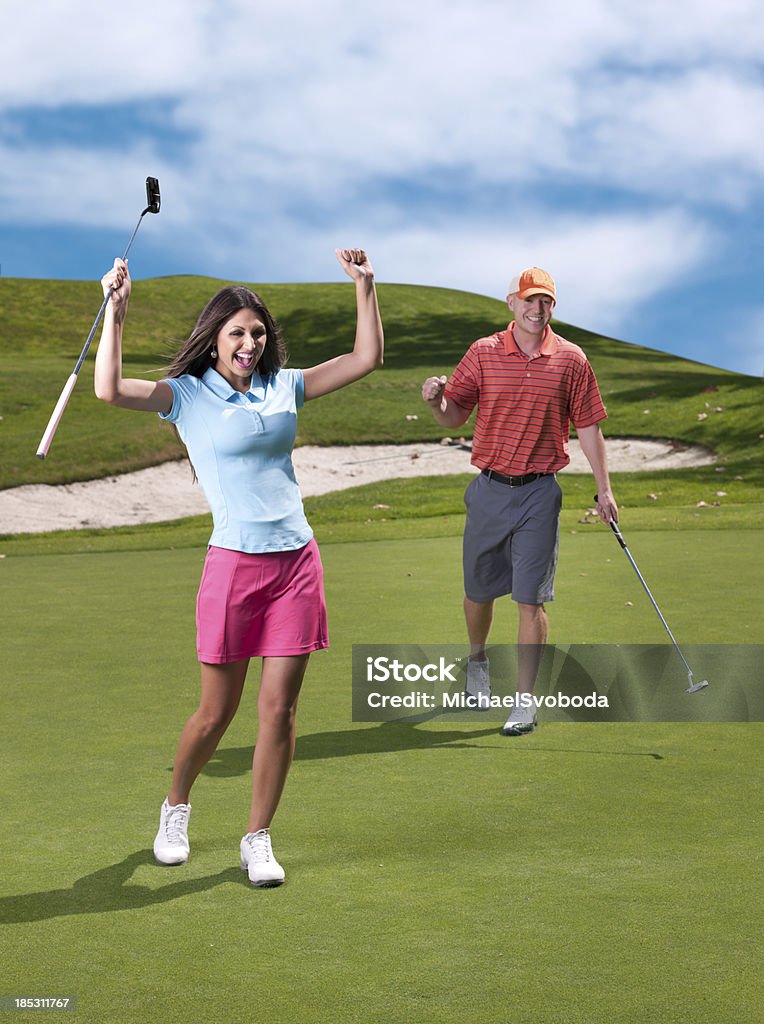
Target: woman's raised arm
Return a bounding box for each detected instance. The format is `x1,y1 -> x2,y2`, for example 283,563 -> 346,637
94,258 -> 173,413
302,249 -> 384,401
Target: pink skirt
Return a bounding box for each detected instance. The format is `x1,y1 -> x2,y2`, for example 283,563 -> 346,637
196,539 -> 329,663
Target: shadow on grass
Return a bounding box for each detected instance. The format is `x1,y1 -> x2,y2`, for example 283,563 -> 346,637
201,721 -> 664,779
2,850 -> 244,925
7,725 -> 664,924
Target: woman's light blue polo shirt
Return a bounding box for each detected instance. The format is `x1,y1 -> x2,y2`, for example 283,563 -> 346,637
160,367 -> 313,554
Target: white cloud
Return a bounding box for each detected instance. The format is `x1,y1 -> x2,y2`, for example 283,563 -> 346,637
0,0 -> 760,377
561,69 -> 764,204
0,1 -> 209,105
3,0 -> 764,207
0,144 -> 173,227
352,207 -> 713,331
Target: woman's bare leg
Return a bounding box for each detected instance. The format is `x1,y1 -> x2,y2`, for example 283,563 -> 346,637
248,654 -> 309,832
168,659 -> 250,806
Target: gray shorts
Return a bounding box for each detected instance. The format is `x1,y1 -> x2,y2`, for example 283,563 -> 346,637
462,472 -> 563,604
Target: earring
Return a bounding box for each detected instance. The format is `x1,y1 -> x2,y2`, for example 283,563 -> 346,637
210,348 -> 217,358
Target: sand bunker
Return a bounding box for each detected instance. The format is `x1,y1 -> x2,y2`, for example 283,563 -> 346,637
0,438 -> 715,535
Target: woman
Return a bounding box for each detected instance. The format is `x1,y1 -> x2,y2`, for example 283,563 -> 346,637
95,249 -> 383,887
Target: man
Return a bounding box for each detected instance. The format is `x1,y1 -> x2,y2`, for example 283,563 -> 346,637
421,267 -> 617,735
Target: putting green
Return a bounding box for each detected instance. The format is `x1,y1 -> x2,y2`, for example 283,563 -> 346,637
1,532 -> 760,1022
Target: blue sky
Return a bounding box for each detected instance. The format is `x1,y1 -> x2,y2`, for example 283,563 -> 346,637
1,0 -> 764,376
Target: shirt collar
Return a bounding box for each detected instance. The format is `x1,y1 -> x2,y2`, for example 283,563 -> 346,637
202,366 -> 268,402
502,322 -> 557,357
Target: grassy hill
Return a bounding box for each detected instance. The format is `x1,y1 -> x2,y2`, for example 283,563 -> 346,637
0,275 -> 761,496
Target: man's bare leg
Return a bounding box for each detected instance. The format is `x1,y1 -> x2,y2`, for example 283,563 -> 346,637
464,596 -> 494,658
516,602 -> 547,694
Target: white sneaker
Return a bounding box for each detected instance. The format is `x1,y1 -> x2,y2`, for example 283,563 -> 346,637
465,658 -> 491,707
501,704 -> 537,736
153,798 -> 191,865
240,829 -> 285,888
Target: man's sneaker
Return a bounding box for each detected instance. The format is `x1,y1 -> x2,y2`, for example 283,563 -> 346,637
501,704 -> 537,736
240,829 -> 285,888
465,658 -> 491,708
153,798 -> 191,865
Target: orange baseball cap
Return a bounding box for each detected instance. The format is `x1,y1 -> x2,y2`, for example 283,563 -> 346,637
508,267 -> 556,302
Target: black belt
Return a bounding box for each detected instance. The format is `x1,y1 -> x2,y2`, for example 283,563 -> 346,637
481,469 -> 549,487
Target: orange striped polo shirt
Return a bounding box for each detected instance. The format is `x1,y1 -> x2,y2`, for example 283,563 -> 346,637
444,322 -> 607,476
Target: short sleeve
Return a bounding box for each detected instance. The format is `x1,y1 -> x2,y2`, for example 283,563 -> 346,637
276,368 -> 305,409
444,344 -> 481,414
569,360 -> 607,429
158,375 -> 202,424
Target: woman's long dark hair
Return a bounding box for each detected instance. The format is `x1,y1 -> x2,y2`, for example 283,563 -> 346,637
166,286 -> 286,380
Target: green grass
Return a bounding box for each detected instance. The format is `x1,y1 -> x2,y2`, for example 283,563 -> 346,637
1,275 -> 761,1024
1,276 -> 762,488
1,475 -> 761,560
1,539 -> 760,1024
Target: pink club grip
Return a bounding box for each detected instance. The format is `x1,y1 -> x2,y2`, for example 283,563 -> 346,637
36,373 -> 79,459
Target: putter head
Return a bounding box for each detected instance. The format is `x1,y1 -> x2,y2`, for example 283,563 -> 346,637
145,177 -> 161,214
686,678 -> 709,694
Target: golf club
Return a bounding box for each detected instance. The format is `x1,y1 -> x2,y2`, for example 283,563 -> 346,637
595,496 -> 709,693
35,176 -> 161,459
